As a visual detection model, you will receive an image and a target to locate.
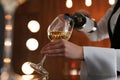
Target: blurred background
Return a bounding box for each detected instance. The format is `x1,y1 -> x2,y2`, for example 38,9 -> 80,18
0,0 -> 114,80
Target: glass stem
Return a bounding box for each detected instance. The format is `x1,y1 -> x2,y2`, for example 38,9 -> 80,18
38,55 -> 47,66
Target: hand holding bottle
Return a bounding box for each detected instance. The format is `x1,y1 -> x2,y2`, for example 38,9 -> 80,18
65,10 -> 97,33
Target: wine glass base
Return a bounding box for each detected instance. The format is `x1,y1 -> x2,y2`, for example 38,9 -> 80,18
29,62 -> 49,80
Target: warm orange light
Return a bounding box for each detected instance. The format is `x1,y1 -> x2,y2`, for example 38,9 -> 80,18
22,75 -> 34,80
1,71 -> 9,80
18,0 -> 26,5
5,24 -> 12,31
5,14 -> 12,20
27,20 -> 40,33
26,38 -> 39,51
21,62 -> 34,75
66,0 -> 73,8
3,58 -> 11,63
85,0 -> 92,7
70,69 -> 78,75
70,61 -> 76,68
109,0 -> 115,5
4,39 -> 12,47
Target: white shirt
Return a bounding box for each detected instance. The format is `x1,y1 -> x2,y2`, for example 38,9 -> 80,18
80,3 -> 120,78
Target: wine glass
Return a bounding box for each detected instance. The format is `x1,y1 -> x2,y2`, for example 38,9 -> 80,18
30,14 -> 74,80
47,14 -> 74,42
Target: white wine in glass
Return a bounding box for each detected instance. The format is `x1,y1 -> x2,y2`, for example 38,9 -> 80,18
48,31 -> 71,41
48,14 -> 74,41
30,14 -> 74,80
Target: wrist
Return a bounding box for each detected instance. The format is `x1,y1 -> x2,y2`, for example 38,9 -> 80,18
80,46 -> 84,60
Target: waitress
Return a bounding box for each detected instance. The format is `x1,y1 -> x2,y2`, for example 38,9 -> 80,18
41,0 -> 120,77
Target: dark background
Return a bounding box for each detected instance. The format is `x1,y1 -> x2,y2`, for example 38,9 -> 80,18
0,3 -> 5,74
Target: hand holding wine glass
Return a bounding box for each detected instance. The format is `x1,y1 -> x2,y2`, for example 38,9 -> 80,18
30,14 -> 74,80
41,14 -> 84,59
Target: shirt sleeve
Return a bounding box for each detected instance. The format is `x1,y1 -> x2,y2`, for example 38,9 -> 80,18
80,46 -> 117,77
116,49 -> 120,71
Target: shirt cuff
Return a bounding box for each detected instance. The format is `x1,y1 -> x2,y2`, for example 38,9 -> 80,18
82,46 -> 117,77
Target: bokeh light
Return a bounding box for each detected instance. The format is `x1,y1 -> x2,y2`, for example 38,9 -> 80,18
21,62 -> 34,75
27,20 -> 40,33
26,38 -> 39,51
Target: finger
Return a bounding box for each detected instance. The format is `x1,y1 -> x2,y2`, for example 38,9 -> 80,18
47,53 -> 64,57
42,40 -> 65,51
41,48 -> 65,55
41,40 -> 61,50
46,40 -> 63,47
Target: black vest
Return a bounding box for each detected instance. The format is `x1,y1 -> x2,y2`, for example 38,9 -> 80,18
108,0 -> 120,49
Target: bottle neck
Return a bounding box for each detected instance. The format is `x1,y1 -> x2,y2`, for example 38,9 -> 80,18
64,13 -> 97,33
64,13 -> 86,28
72,13 -> 86,28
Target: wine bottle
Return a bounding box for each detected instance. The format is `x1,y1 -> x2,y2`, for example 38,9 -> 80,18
64,12 -> 96,33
